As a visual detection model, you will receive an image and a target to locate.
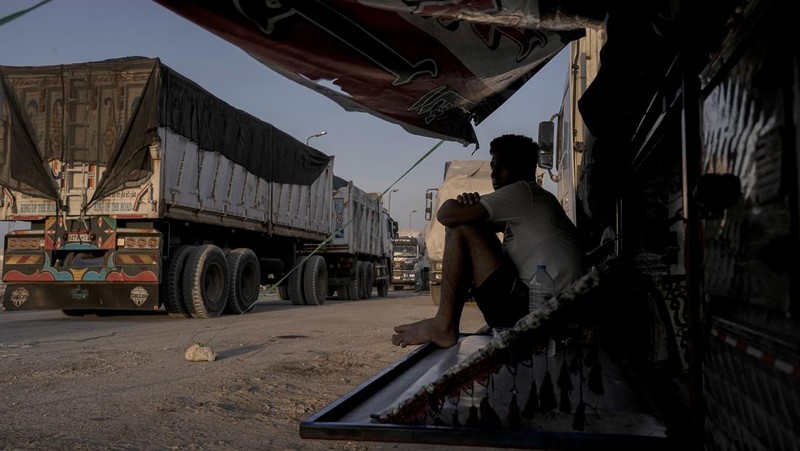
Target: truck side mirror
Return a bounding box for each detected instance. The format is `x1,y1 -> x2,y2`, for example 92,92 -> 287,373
537,121 -> 554,170
424,188 -> 437,221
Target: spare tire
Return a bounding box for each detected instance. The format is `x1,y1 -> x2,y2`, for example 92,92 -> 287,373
183,245 -> 229,319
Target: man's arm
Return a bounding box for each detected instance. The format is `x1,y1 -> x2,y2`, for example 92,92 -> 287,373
437,192 -> 490,227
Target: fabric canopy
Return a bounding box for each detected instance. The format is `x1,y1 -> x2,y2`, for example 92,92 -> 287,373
154,0 -> 605,145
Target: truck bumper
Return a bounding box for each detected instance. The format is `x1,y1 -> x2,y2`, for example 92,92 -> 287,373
3,283 -> 160,311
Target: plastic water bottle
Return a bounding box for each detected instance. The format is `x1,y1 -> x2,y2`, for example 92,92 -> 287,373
528,264 -> 555,313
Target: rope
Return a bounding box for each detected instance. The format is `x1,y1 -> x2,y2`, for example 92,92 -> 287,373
0,0 -> 53,27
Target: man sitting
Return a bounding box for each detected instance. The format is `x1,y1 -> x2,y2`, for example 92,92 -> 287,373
392,134 -> 585,348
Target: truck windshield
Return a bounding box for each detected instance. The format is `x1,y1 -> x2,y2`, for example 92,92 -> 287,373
393,245 -> 418,257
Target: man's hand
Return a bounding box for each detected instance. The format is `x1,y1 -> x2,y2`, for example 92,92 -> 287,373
437,192 -> 489,227
456,192 -> 481,205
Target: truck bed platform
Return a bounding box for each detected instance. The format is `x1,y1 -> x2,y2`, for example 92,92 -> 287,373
301,334 -> 671,449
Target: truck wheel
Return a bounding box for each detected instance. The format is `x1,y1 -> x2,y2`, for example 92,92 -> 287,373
344,275 -> 359,300
364,262 -> 375,299
277,285 -> 290,300
302,255 -> 327,306
183,245 -> 229,319
430,285 -> 441,306
162,245 -> 194,318
287,259 -> 306,305
377,280 -> 389,297
357,261 -> 367,299
225,248 -> 261,314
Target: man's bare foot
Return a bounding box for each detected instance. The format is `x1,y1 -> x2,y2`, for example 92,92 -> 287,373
392,318 -> 458,348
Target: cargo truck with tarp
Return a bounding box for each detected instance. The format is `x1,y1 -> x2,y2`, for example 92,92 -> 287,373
0,57 -> 334,316
291,176 -> 392,303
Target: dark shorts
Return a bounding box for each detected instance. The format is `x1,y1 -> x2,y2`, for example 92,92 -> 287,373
474,262 -> 529,328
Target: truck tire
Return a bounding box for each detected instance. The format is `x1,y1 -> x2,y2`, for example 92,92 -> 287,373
364,262 -> 375,299
377,280 -> 389,297
357,261 -> 367,299
343,274 -> 359,300
225,248 -> 261,314
277,285 -> 290,300
162,245 -> 194,318
430,285 -> 441,306
302,255 -> 327,306
183,245 -> 229,319
287,259 -> 306,305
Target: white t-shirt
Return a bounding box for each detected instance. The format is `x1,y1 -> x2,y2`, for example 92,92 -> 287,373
480,181 -> 584,293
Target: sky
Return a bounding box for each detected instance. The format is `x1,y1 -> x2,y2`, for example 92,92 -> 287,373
0,0 -> 568,234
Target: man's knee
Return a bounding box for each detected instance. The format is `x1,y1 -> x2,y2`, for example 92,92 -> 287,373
445,223 -> 495,241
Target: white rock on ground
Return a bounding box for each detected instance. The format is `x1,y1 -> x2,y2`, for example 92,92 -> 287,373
184,344 -> 217,362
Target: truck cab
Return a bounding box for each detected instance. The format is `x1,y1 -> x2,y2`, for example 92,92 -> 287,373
390,232 -> 427,291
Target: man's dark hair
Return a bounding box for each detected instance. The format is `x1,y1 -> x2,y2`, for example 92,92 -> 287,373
489,134 -> 540,175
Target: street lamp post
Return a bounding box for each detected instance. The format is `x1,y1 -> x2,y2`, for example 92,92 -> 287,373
306,131 -> 328,146
409,209 -> 417,229
387,188 -> 399,217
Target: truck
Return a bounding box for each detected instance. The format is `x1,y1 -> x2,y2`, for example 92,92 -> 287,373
536,27 -> 606,240
423,160 -> 496,305
0,57 -> 387,317
390,229 -> 426,291
299,176 -> 392,301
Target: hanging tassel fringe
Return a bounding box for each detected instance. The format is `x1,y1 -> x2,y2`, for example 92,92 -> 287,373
539,371 -> 558,412
559,387 -> 572,413
557,357 -> 573,392
521,376 -> 538,418
572,401 -> 587,431
466,405 -> 480,427
588,362 -> 605,395
507,392 -> 522,428
479,395 -> 502,428
569,346 -> 583,374
452,409 -> 462,427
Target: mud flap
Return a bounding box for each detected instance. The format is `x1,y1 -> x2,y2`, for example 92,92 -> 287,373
3,283 -> 160,311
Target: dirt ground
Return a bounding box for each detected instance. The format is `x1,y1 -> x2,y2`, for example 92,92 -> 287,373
0,289 -> 491,450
